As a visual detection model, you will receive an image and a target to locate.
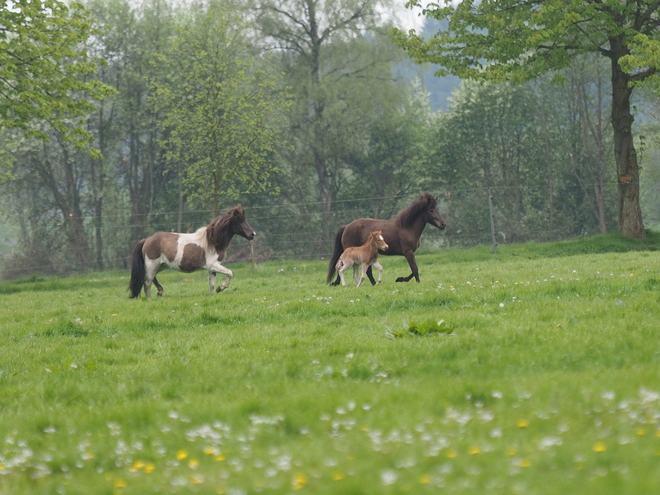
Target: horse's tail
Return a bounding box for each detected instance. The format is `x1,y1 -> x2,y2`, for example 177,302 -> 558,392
327,226 -> 346,284
128,239 -> 146,299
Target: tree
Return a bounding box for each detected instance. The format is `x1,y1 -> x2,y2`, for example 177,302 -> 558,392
153,3 -> 287,216
254,0 -> 400,248
391,0 -> 660,238
0,0 -> 114,149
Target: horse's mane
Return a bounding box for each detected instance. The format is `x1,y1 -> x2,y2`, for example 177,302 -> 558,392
205,205 -> 245,248
395,193 -> 436,227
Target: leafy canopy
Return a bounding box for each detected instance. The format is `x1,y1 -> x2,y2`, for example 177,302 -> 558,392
391,0 -> 657,83
0,0 -> 115,149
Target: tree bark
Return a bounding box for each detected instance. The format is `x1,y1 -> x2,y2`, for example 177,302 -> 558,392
609,37 -> 645,238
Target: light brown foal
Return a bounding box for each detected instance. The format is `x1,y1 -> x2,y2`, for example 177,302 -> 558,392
335,230 -> 388,287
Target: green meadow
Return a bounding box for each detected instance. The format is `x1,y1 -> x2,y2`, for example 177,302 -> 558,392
2,233 -> 660,494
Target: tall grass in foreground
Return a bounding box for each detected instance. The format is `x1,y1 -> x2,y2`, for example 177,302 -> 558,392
1,234 -> 660,494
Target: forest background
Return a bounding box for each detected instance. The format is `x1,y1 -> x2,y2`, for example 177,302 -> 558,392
2,0 -> 660,280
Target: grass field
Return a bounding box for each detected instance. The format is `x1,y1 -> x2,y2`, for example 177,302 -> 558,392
1,233 -> 660,494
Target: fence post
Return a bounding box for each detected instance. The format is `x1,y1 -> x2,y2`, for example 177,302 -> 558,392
488,189 -> 497,254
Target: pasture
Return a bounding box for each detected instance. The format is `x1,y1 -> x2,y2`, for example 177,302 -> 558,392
1,234 -> 660,494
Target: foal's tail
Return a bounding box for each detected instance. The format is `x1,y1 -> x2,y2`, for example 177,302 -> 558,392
327,226 -> 345,285
128,239 -> 146,299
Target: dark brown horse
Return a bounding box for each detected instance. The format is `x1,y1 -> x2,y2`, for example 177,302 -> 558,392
128,205 -> 255,298
327,193 -> 446,285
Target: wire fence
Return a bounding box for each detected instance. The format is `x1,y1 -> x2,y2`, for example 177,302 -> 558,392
0,182 -> 636,279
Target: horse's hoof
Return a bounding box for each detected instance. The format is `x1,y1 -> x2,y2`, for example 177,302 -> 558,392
395,277 -> 408,283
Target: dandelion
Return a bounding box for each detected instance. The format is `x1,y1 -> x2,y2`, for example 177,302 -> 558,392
332,471 -> 345,481
204,446 -> 217,456
636,428 -> 646,436
292,473 -> 308,490
114,479 -> 127,488
517,419 -> 529,428
519,459 -> 531,468
188,458 -> 200,469
190,474 -> 204,485
144,462 -> 156,474
446,449 -> 457,458
419,473 -> 432,484
176,450 -> 188,460
505,447 -> 517,456
469,446 -> 481,455
593,441 -> 607,453
215,454 -> 225,462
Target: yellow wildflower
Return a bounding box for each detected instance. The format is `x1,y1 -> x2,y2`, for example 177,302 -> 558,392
176,450 -> 188,460
517,419 -> 529,428
593,441 -> 607,453
332,471 -> 345,481
293,473 -> 308,490
419,473 -> 432,484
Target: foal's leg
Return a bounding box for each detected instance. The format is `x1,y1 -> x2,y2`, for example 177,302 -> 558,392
372,261 -> 384,285
208,262 -> 233,292
336,260 -> 349,287
353,264 -> 361,286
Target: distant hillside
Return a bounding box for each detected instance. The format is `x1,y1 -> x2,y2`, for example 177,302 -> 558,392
397,17 -> 461,111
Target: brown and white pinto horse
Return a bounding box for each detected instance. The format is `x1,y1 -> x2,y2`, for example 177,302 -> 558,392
335,230 -> 388,287
328,193 -> 446,285
128,205 -> 255,298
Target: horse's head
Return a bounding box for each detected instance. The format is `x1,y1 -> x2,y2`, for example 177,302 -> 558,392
231,205 -> 257,240
371,230 -> 388,252
426,195 -> 446,231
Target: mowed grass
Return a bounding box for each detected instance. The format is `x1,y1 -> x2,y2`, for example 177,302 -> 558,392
2,234 -> 660,494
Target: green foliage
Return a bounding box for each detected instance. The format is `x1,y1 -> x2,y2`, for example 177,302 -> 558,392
386,318 -> 454,338
0,0 -> 115,149
153,3 -> 288,210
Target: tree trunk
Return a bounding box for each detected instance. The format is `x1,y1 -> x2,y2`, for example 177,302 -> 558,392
610,37 -> 645,238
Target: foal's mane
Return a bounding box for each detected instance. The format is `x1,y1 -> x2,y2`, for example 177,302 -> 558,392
395,193 -> 436,227
206,205 -> 245,248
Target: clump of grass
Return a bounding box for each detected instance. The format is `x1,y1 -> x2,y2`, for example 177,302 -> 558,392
386,319 -> 454,338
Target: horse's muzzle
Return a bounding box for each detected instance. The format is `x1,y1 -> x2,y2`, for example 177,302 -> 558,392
248,231 -> 257,240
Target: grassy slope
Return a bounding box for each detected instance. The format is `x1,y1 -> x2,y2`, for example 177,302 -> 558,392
1,232 -> 660,494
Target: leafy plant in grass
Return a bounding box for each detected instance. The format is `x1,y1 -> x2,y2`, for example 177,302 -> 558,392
386,318 -> 454,338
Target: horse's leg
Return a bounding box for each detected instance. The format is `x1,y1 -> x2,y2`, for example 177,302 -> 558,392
153,276 -> 164,297
209,262 -> 233,292
337,261 -> 349,287
365,265 -> 377,285
396,251 -> 419,283
208,271 -> 216,294
143,260 -> 159,298
357,263 -> 369,287
353,265 -> 361,286
372,261 -> 384,285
